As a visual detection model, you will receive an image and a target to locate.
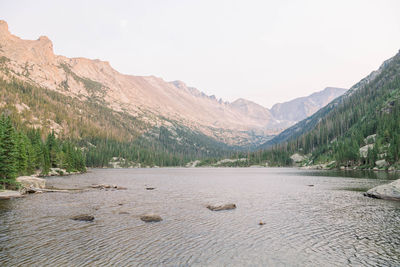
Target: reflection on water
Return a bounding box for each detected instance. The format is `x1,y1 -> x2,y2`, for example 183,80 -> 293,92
0,168 -> 399,266
289,169 -> 400,180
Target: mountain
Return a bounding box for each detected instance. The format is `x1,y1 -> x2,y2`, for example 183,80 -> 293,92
270,87 -> 347,123
0,20 -> 348,166
255,50 -> 400,170
0,20 -> 281,147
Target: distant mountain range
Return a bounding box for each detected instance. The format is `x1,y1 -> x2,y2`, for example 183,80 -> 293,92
0,20 -> 346,152
270,87 -> 347,123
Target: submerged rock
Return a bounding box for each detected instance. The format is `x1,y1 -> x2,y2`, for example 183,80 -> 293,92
91,184 -> 127,190
364,179 -> 400,201
116,186 -> 127,190
140,214 -> 162,222
207,203 -> 236,211
119,211 -> 130,215
71,214 -> 95,222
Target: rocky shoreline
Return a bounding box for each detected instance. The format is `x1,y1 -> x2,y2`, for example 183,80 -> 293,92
0,168 -> 85,200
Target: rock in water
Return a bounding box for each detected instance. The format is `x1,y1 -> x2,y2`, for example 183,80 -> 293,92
119,211 -> 130,215
71,214 -> 95,222
0,190 -> 23,200
91,184 -> 124,190
207,203 -> 236,211
117,186 -> 127,190
140,214 -> 162,222
364,179 -> 400,201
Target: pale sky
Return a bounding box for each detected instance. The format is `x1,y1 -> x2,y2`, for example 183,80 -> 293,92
1,0 -> 400,108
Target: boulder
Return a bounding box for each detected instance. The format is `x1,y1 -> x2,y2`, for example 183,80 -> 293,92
364,134 -> 376,145
140,214 -> 163,222
364,179 -> 400,201
49,168 -> 65,176
290,153 -> 305,163
359,144 -> 374,158
207,203 -> 236,211
16,176 -> 46,189
375,159 -> 388,168
70,214 -> 95,221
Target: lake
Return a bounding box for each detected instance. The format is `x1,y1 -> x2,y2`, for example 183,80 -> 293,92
1,168 -> 400,266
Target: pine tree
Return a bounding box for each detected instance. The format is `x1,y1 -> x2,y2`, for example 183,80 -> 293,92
15,132 -> 28,176
0,116 -> 18,188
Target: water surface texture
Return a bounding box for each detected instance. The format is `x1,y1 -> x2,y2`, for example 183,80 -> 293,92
1,168 -> 400,266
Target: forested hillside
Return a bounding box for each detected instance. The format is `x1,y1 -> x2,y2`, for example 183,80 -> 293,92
247,51 -> 400,169
0,115 -> 86,189
0,78 -> 234,170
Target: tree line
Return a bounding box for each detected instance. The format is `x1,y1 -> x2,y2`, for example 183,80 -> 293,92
0,115 -> 86,189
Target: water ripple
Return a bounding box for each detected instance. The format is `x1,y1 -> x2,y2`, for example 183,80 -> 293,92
0,168 -> 400,266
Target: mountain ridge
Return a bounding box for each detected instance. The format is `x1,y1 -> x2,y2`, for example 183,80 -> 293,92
0,20 -> 346,149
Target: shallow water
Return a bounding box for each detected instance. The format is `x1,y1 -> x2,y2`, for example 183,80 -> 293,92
1,168 -> 400,266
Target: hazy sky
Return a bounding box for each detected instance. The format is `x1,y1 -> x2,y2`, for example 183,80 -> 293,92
2,0 -> 400,107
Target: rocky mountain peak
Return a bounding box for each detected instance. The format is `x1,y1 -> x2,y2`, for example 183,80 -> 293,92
0,20 -> 9,34
232,98 -> 253,105
170,80 -> 187,89
37,35 -> 54,54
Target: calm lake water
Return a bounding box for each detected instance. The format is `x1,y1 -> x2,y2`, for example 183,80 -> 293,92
1,168 -> 400,266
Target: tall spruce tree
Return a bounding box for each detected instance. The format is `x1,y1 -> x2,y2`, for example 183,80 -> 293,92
0,116 -> 18,189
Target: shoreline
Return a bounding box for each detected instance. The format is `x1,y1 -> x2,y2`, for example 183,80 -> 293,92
2,166 -> 399,201
0,168 -> 86,200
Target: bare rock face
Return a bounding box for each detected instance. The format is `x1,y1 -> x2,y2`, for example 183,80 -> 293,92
16,176 -> 46,189
70,214 -> 95,221
364,179 -> 400,201
207,203 -> 237,211
359,144 -> 374,158
140,214 -> 163,222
